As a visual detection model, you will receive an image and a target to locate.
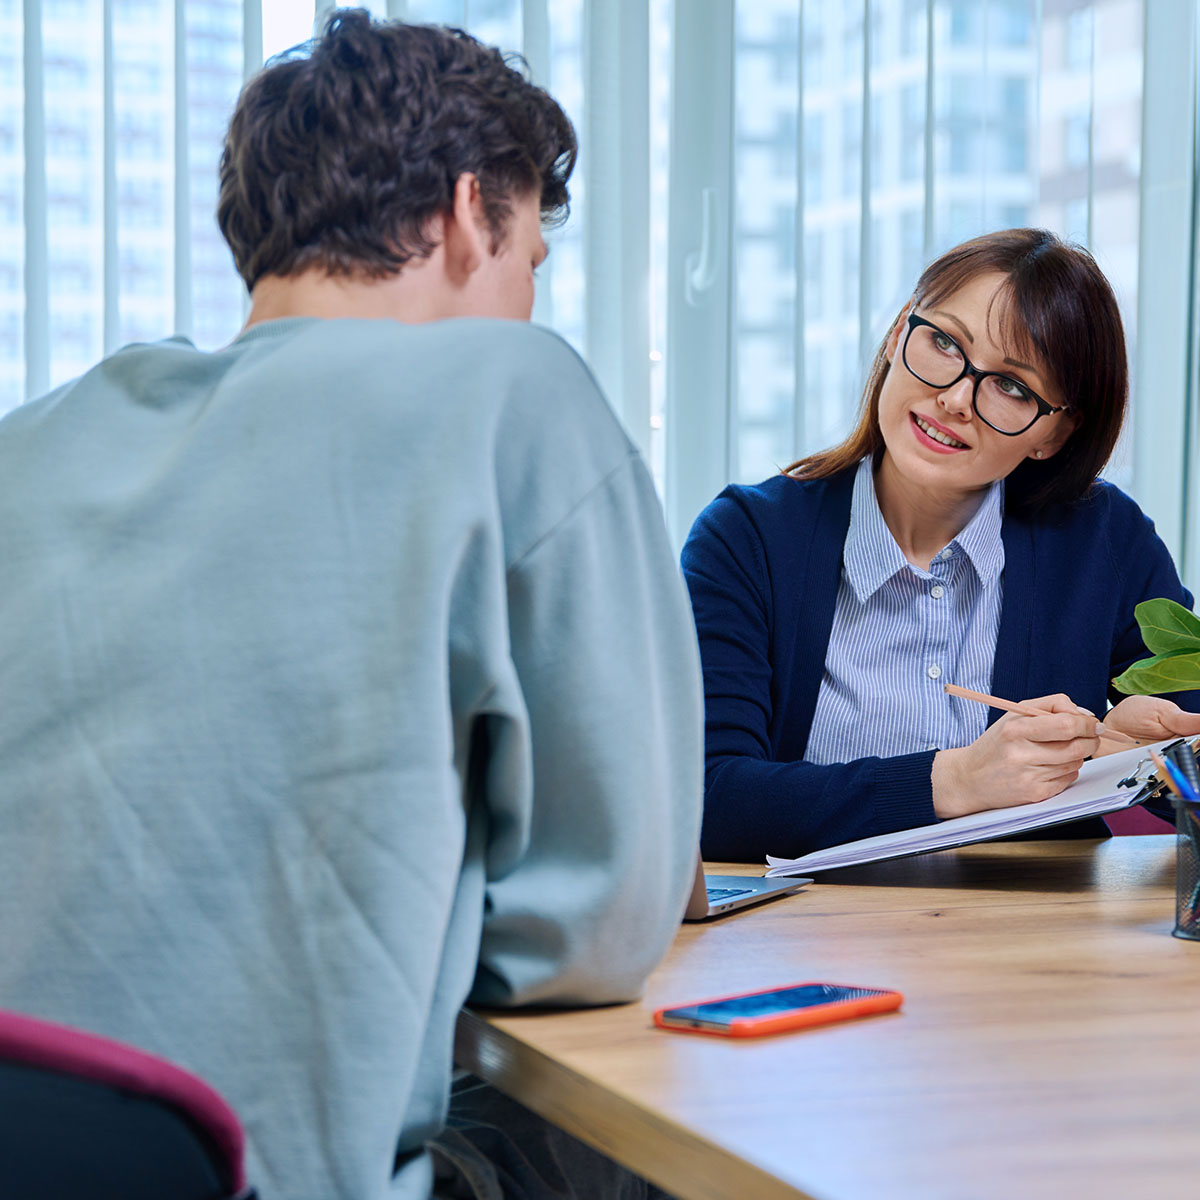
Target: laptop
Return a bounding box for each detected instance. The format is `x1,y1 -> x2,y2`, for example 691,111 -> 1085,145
684,857 -> 811,921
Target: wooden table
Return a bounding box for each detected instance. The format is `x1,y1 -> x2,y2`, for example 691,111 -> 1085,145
455,837 -> 1200,1200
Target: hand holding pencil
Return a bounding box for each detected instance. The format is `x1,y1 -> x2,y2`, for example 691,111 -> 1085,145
931,689 -> 1111,820
944,686 -> 1200,757
943,684 -> 1139,749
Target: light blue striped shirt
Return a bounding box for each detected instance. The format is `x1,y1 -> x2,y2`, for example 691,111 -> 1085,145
805,456 -> 1005,765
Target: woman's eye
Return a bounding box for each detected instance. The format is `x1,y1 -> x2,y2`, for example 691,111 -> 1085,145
933,333 -> 955,353
997,377 -> 1031,400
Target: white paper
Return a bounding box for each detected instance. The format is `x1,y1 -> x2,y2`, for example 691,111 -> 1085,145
764,737 -> 1173,877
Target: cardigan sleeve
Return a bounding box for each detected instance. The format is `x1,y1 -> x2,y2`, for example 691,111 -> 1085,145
682,491 -> 938,863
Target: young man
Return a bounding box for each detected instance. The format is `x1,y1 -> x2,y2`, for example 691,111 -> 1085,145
0,12 -> 702,1199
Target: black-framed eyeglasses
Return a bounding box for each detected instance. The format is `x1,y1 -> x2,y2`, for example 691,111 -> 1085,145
901,313 -> 1071,437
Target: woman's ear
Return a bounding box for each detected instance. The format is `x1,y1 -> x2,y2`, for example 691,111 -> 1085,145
884,302 -> 915,365
1029,408 -> 1081,461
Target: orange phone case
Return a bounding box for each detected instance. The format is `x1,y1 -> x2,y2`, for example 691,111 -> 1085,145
653,982 -> 903,1038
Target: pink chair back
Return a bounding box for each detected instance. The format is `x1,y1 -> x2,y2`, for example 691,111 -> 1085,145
0,1009 -> 252,1199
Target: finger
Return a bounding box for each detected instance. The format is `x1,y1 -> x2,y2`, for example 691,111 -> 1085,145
1010,710 -> 1103,744
1036,770 -> 1080,800
1165,710 -> 1200,735
1096,724 -> 1146,747
1017,762 -> 1081,795
1007,772 -> 1079,806
1017,735 -> 1098,765
1020,692 -> 1082,715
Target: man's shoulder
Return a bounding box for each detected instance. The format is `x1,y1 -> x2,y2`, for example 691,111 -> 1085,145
319,316 -> 594,387
319,319 -> 641,562
287,317 -> 616,438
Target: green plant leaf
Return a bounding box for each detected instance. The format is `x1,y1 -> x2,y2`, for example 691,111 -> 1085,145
1133,597 -> 1200,656
1112,649 -> 1200,695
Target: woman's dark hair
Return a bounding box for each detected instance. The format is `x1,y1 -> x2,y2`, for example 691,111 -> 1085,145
785,228 -> 1129,514
217,9 -> 577,291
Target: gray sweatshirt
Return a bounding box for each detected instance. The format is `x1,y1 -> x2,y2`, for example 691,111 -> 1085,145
0,316 -> 703,1199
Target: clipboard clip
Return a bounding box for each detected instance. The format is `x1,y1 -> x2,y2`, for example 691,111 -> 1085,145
1116,755 -> 1173,804
1117,756 -> 1156,791
1116,739 -> 1199,802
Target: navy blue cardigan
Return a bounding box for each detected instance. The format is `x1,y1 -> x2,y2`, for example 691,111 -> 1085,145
682,469 -> 1198,862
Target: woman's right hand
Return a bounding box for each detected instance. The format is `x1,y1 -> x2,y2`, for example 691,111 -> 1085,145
931,694 -> 1102,819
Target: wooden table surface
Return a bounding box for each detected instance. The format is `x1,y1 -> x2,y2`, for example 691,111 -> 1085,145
455,837 -> 1200,1200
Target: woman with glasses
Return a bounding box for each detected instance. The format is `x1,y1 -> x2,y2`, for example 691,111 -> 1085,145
683,228 -> 1200,861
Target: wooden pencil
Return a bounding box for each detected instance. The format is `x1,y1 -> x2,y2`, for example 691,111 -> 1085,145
942,683 -> 1139,747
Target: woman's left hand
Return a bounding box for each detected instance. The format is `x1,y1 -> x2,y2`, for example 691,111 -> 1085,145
1099,695 -> 1200,754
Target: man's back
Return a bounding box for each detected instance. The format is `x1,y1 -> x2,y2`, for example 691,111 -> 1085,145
0,316 -> 702,1199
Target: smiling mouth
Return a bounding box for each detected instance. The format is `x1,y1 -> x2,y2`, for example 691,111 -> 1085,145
912,414 -> 969,449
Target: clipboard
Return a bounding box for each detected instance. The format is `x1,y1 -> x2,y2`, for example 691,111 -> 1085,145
765,737 -> 1187,878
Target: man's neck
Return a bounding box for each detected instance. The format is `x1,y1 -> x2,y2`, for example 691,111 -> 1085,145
241,262 -> 451,332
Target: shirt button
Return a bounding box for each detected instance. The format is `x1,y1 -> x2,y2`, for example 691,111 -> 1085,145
939,548 -> 953,560
930,584 -> 945,599
927,664 -> 942,680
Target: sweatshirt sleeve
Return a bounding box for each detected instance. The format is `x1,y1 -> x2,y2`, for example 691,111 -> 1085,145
469,455 -> 704,1008
682,494 -> 936,863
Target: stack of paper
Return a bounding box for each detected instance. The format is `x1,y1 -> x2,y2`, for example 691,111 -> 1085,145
764,738 -> 1171,877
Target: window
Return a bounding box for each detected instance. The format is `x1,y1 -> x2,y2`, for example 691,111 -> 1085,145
901,0 -> 927,58
902,82 -> 924,183
994,0 -> 1033,47
1066,110 -> 1090,169
949,2 -> 981,46
7,1 -> 1200,591
1066,10 -> 1093,71
804,112 -> 824,204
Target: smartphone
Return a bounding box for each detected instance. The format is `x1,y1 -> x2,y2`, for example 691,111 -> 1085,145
653,981 -> 903,1038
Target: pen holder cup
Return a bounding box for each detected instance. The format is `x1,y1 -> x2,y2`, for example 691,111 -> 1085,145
1173,799 -> 1200,941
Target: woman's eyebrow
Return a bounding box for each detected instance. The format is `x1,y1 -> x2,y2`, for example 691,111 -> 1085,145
1002,355 -> 1042,381
929,308 -> 973,344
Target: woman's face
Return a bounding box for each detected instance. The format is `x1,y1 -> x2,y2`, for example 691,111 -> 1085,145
876,271 -> 1078,499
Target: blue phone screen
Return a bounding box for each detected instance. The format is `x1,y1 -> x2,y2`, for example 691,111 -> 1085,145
666,983 -> 866,1023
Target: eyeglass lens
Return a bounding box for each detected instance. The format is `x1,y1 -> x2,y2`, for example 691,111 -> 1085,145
905,323 -> 1040,434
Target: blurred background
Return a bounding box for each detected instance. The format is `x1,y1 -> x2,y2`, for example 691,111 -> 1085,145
3,0 -> 1198,569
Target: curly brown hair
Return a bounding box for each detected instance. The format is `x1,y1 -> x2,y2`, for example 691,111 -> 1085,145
217,9 -> 577,291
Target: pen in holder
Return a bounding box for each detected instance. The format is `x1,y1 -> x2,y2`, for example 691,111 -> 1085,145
1151,743 -> 1200,942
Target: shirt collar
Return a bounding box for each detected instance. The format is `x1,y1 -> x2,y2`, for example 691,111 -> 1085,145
843,457 -> 1005,601
843,458 -> 912,602
950,477 -> 1005,586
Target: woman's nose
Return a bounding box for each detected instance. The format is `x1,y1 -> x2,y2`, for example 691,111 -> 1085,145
938,376 -> 974,419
